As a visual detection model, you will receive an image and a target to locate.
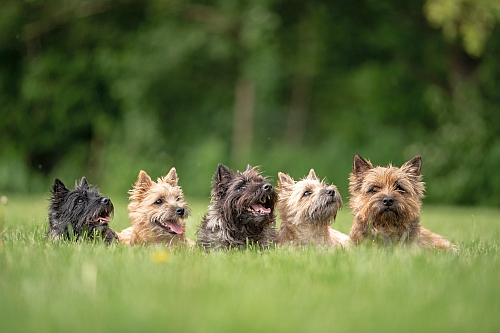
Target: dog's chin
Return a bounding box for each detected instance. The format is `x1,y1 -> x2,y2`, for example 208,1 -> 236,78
238,213 -> 269,227
311,200 -> 339,219
156,219 -> 184,234
88,223 -> 109,233
381,207 -> 397,215
80,223 -> 110,239
371,207 -> 405,226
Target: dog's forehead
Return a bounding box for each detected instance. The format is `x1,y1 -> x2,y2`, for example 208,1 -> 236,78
294,179 -> 321,191
363,167 -> 413,188
151,183 -> 183,197
68,188 -> 101,198
292,178 -> 336,195
237,171 -> 265,184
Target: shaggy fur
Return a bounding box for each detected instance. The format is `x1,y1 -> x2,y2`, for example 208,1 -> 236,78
349,154 -> 457,251
118,168 -> 192,247
48,177 -> 117,244
197,164 -> 278,250
277,169 -> 349,248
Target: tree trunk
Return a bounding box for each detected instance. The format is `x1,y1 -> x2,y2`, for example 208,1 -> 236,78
284,75 -> 312,146
231,77 -> 255,165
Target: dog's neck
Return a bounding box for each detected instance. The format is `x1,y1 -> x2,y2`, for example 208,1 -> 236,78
280,220 -> 332,245
351,215 -> 421,245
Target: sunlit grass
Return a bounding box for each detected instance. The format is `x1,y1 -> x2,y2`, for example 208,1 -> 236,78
1,194 -> 499,332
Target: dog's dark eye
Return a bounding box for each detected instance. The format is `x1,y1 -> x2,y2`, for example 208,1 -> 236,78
77,198 -> 84,204
395,184 -> 405,192
238,185 -> 247,191
155,199 -> 163,205
367,186 -> 378,194
176,196 -> 181,202
303,191 -> 311,197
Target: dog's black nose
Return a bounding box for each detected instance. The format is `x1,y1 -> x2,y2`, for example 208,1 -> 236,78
263,184 -> 272,191
326,189 -> 335,197
101,197 -> 110,205
176,207 -> 185,216
382,197 -> 394,206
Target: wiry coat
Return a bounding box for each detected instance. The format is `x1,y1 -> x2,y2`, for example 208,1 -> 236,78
197,164 -> 278,250
349,154 -> 457,251
48,177 -> 117,244
118,168 -> 192,247
277,169 -> 349,248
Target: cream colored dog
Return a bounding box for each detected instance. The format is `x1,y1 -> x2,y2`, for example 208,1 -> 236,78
277,169 -> 349,248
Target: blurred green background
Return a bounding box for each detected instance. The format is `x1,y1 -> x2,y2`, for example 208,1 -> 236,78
1,0 -> 500,206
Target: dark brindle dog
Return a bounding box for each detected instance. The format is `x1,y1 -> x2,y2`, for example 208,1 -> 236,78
197,164 -> 278,250
48,177 -> 117,244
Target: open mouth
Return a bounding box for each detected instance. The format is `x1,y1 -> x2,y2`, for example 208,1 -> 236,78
157,220 -> 184,234
246,195 -> 272,216
92,211 -> 112,225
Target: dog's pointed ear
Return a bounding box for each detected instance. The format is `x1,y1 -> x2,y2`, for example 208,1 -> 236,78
52,178 -> 69,199
76,177 -> 89,190
401,156 -> 425,196
214,164 -> 234,184
402,156 -> 422,176
160,167 -> 178,186
128,170 -> 153,200
349,155 -> 373,194
278,172 -> 294,189
306,169 -> 319,181
135,170 -> 153,192
352,154 -> 373,174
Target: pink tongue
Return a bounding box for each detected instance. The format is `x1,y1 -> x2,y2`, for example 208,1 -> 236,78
251,204 -> 271,214
165,221 -> 183,234
99,216 -> 111,223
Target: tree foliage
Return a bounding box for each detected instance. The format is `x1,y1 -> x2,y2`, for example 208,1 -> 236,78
424,0 -> 500,57
1,0 -> 500,206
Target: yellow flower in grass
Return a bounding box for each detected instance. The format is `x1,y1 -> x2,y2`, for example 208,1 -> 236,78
150,251 -> 171,263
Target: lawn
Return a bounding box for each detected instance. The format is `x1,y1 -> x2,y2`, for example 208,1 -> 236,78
1,194 -> 499,333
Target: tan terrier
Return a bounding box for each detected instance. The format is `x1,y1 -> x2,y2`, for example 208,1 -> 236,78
118,168 -> 192,247
277,169 -> 350,248
349,154 -> 457,251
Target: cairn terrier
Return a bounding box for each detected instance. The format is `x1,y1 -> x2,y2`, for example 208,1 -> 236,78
117,168 -> 192,247
277,169 -> 350,248
197,164 -> 278,250
349,154 -> 456,251
48,177 -> 117,244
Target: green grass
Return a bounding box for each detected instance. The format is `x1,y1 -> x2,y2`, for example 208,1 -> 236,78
1,194 -> 499,332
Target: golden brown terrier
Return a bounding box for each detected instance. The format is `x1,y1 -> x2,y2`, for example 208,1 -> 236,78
277,169 -> 350,248
349,154 -> 457,251
118,168 -> 192,247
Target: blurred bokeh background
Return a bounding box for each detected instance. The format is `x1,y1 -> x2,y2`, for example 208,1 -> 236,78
1,0 -> 500,206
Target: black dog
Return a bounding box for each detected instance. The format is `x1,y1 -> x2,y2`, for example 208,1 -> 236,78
197,164 -> 278,250
48,177 -> 117,244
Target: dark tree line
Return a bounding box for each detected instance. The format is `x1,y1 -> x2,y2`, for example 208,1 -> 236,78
1,0 -> 500,206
